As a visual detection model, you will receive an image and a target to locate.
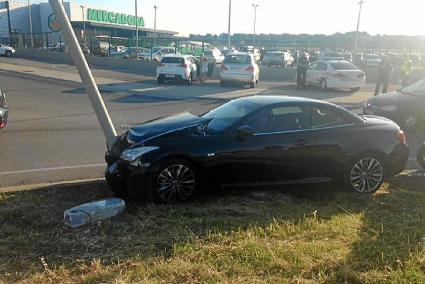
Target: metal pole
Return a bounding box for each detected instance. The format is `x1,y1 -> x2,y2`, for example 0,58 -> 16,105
80,5 -> 86,46
48,0 -> 117,146
135,0 -> 138,59
154,5 -> 158,47
27,0 -> 34,47
354,0 -> 364,51
6,1 -> 12,45
228,0 -> 232,50
252,4 -> 259,48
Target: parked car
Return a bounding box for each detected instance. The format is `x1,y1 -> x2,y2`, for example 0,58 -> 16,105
318,51 -> 345,61
343,52 -> 353,62
0,44 -> 15,57
0,91 -> 8,129
262,51 -> 294,68
156,55 -> 198,84
140,47 -> 176,61
363,53 -> 381,67
219,53 -> 260,88
105,95 -> 409,203
48,43 -> 66,52
204,48 -> 225,64
353,52 -> 364,66
363,78 -> 425,131
306,60 -> 366,92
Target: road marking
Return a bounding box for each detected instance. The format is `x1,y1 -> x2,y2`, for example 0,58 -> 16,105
0,163 -> 106,176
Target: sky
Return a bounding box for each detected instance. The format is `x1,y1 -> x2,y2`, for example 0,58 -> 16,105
37,0 -> 425,36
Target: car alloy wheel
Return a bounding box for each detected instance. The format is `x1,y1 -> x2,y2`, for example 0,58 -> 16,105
349,157 -> 384,193
156,163 -> 196,203
5,50 -> 12,57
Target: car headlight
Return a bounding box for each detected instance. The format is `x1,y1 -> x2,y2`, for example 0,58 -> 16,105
120,146 -> 159,162
379,105 -> 397,112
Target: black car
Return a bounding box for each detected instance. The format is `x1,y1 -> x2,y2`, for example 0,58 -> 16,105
105,96 -> 409,203
0,91 -> 8,129
364,79 -> 425,131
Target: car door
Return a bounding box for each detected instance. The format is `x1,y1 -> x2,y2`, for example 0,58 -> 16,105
308,104 -> 357,179
258,104 -> 316,182
306,63 -> 319,85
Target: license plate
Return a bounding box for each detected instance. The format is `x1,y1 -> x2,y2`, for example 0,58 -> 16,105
165,75 -> 175,78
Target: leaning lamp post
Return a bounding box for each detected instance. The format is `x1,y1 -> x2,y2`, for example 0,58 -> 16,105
48,0 -> 117,146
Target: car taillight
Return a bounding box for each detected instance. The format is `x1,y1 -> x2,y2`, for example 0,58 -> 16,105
178,64 -> 188,68
357,72 -> 365,78
246,66 -> 254,72
396,130 -> 407,145
221,64 -> 229,71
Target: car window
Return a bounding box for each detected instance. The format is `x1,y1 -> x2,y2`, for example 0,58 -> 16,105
331,62 -> 359,70
311,107 -> 349,129
224,54 -> 251,64
161,57 -> 184,64
244,106 -> 311,133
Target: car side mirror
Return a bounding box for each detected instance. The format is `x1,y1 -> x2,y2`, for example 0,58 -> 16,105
236,125 -> 254,137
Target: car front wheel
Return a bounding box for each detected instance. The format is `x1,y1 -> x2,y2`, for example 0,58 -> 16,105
345,155 -> 385,193
5,50 -> 12,57
149,159 -> 197,203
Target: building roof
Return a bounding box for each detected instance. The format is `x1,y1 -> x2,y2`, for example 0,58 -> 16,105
72,21 -> 178,35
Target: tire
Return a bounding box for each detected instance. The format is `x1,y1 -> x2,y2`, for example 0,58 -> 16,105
350,87 -> 360,92
319,79 -> 328,91
148,158 -> 198,204
5,50 -> 12,57
345,154 -> 385,193
417,144 -> 425,169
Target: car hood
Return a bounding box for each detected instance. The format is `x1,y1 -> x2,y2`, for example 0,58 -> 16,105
127,112 -> 208,144
367,91 -> 405,106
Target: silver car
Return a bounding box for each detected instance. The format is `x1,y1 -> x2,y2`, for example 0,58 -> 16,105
219,53 -> 260,88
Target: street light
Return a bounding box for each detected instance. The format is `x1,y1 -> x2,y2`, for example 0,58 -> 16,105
153,5 -> 158,47
80,5 -> 86,46
227,0 -> 232,50
354,0 -> 364,51
27,0 -> 34,48
252,4 -> 259,48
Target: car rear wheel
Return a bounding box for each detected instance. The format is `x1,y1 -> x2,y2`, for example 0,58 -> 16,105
5,50 -> 12,57
319,79 -> 328,91
149,159 -> 197,204
345,155 -> 385,193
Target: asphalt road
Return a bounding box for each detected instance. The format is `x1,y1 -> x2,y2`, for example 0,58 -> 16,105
0,70 -> 423,188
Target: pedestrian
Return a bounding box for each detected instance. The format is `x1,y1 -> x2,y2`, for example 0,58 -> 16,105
297,52 -> 309,89
374,55 -> 393,96
400,54 -> 413,88
199,55 -> 208,84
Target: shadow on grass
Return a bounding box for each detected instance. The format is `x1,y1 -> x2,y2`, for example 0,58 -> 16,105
1,176 -> 425,282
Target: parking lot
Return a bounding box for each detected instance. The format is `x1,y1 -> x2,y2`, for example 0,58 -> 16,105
1,57 -> 424,188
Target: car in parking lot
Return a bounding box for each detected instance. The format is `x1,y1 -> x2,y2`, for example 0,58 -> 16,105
306,60 -> 366,91
363,78 -> 425,131
0,44 -> 15,57
105,95 -> 409,203
0,91 -> 8,129
140,47 -> 176,61
156,55 -> 198,84
262,51 -> 294,68
219,53 -> 260,88
363,53 -> 381,67
204,48 -> 225,64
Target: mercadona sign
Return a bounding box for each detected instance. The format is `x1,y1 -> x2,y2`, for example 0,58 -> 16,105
87,8 -> 145,27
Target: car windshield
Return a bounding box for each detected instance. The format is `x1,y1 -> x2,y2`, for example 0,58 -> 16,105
202,100 -> 258,132
331,62 -> 359,70
401,79 -> 425,96
224,54 -> 251,64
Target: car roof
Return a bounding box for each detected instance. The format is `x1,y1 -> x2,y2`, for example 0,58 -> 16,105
235,95 -> 335,107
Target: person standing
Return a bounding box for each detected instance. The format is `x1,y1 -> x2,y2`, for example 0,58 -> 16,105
400,54 -> 413,88
297,52 -> 309,89
199,55 -> 208,84
374,56 -> 393,96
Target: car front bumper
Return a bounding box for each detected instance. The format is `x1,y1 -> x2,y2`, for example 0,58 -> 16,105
220,72 -> 256,83
387,143 -> 409,176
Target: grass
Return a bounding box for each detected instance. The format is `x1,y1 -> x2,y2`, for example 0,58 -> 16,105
1,175 -> 425,283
